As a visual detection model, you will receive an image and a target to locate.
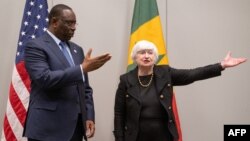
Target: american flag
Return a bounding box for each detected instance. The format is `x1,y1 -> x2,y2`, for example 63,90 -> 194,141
1,0 -> 48,140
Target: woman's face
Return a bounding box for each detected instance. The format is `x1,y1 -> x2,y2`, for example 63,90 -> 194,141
135,49 -> 155,68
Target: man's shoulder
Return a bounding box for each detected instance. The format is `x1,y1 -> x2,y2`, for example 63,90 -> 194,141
26,32 -> 49,44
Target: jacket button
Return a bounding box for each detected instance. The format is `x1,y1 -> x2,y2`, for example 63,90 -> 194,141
160,94 -> 164,99
168,106 -> 172,110
169,120 -> 173,123
167,83 -> 171,87
126,94 -> 129,98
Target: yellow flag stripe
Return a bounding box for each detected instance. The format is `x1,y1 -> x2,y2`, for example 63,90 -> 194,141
128,16 -> 169,65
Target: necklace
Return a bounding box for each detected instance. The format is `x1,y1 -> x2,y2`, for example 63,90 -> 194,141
138,73 -> 154,87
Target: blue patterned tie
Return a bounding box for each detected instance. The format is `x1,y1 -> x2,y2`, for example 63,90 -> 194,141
59,42 -> 74,66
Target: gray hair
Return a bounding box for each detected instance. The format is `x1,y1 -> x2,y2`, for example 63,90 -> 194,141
131,40 -> 159,64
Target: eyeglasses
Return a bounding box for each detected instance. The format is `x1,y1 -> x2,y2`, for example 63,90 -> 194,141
60,19 -> 78,27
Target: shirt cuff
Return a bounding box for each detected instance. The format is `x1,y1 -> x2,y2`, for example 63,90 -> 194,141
80,65 -> 85,82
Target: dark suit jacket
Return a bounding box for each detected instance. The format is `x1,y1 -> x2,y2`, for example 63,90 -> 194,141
114,64 -> 224,141
23,32 -> 94,141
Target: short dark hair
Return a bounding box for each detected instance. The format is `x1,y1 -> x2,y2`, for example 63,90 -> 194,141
48,4 -> 72,24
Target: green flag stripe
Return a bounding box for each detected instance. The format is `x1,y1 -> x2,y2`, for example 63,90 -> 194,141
131,0 -> 159,33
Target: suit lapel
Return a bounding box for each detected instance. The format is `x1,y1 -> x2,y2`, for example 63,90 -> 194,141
126,67 -> 141,102
43,33 -> 72,67
154,66 -> 171,94
67,42 -> 80,65
154,66 -> 174,112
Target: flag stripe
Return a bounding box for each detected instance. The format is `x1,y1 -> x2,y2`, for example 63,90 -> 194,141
5,96 -> 26,141
172,94 -> 182,141
3,115 -> 17,141
9,84 -> 27,126
1,1 -> 48,140
16,61 -> 31,93
129,16 -> 168,65
12,64 -> 30,111
1,127 -> 6,141
131,0 -> 158,33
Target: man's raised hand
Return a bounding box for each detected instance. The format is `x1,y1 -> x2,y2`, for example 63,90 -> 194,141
82,48 -> 111,72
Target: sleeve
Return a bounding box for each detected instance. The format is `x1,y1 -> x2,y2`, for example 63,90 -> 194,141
84,72 -> 95,121
113,75 -> 127,141
77,46 -> 95,121
170,63 -> 224,86
80,65 -> 85,82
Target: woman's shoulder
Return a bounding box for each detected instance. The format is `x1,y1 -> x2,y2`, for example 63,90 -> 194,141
120,70 -> 133,78
154,65 -> 171,70
119,68 -> 137,82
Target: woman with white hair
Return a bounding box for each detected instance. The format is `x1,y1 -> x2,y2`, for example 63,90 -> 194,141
113,40 -> 246,141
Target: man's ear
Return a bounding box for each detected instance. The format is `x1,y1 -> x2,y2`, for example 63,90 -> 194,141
51,17 -> 59,27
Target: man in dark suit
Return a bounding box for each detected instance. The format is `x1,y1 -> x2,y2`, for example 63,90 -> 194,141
23,4 -> 111,141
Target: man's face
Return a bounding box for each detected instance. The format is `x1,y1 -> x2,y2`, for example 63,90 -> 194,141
135,49 -> 155,67
54,9 -> 77,41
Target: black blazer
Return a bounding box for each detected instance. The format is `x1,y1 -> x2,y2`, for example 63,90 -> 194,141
114,64 -> 223,141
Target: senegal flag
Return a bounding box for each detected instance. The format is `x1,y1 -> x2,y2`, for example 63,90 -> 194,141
127,0 -> 182,140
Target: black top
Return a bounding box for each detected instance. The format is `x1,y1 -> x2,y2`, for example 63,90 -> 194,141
137,75 -> 172,141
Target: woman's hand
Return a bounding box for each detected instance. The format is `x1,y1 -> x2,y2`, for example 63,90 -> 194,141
221,51 -> 247,69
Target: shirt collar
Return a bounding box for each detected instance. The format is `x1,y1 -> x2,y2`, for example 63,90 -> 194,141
47,30 -> 61,46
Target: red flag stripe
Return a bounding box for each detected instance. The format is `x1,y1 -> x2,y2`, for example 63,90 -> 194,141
15,61 -> 31,93
2,65 -> 29,140
12,65 -> 30,111
9,84 -> 27,126
172,93 -> 182,141
4,97 -> 27,141
3,114 -> 17,141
